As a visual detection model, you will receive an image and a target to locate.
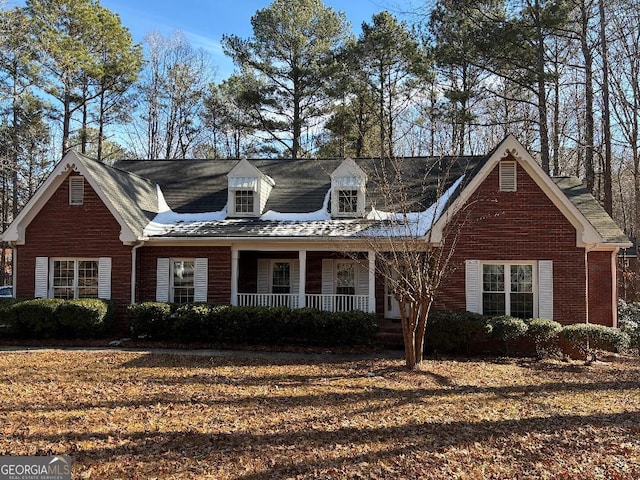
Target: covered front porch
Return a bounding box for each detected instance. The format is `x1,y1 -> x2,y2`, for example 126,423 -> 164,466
230,248 -> 379,314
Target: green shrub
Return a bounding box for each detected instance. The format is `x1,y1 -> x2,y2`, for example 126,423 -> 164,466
57,299 -> 112,338
0,299 -> 18,336
489,316 -> 529,354
618,300 -> 640,355
561,323 -> 630,358
127,302 -> 172,339
171,303 -> 215,342
425,311 -> 492,354
526,318 -> 562,358
9,299 -> 65,338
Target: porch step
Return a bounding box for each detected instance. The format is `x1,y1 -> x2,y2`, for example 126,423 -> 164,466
376,320 -> 404,349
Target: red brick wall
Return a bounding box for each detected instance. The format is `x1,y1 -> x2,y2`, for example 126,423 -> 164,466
16,172 -> 132,311
137,246 -> 231,305
435,157 -> 595,325
588,250 -> 615,326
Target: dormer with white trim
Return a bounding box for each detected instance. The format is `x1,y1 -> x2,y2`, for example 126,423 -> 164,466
330,158 -> 367,218
227,159 -> 275,217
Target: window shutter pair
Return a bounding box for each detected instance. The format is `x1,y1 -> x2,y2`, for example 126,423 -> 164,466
464,260 -> 553,318
156,258 -> 208,302
34,257 -> 111,299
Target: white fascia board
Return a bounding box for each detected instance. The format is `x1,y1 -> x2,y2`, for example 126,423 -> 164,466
430,135 -> 603,248
2,151 -> 139,245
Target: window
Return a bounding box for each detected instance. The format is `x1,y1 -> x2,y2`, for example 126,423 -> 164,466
235,190 -> 254,214
482,263 -> 533,318
52,259 -> 98,299
336,262 -> 355,295
272,262 -> 291,294
338,190 -> 358,214
69,176 -> 85,205
172,260 -> 195,304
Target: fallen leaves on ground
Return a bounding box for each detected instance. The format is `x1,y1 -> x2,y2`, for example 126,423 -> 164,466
0,350 -> 638,479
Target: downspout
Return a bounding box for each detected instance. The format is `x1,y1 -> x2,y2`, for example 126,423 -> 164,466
612,248 -> 620,328
9,242 -> 16,298
131,241 -> 144,304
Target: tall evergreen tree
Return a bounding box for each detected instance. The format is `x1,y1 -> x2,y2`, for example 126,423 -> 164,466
222,0 -> 350,159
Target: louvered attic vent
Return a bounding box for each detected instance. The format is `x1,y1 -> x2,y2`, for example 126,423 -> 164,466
499,161 -> 517,192
69,176 -> 85,205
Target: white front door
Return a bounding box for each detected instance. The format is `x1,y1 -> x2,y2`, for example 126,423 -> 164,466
384,272 -> 402,319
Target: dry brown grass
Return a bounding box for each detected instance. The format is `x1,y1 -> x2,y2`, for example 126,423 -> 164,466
0,349 -> 638,479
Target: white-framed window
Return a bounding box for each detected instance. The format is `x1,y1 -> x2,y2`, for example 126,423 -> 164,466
51,258 -> 99,299
156,257 -> 207,303
335,261 -> 356,295
69,176 -> 85,205
481,262 -> 534,318
271,261 -> 291,294
338,189 -> 358,215
234,190 -> 254,214
171,259 -> 195,304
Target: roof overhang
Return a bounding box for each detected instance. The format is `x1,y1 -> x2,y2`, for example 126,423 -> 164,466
2,150 -> 140,245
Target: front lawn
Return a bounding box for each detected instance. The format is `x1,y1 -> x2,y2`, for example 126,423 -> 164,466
0,350 -> 638,479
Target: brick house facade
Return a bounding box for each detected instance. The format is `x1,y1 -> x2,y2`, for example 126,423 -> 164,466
2,136 -> 630,330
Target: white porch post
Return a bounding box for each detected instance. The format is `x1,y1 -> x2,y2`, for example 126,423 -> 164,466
368,250 -> 376,313
231,247 -> 239,306
298,249 -> 306,308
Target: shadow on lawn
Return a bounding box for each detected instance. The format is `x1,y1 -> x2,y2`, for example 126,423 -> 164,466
4,376 -> 638,415
16,410 -> 640,478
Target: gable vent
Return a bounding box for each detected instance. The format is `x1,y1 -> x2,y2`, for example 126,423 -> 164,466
499,161 -> 517,192
69,176 -> 85,205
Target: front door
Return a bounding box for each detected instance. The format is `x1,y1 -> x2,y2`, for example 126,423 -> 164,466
384,272 -> 402,319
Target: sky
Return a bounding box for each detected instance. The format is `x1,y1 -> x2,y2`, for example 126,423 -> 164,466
91,0 -> 419,79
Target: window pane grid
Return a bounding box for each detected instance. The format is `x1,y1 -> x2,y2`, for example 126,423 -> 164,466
53,259 -> 99,299
78,260 -> 98,298
336,262 -> 355,295
482,263 -> 534,319
173,261 -> 195,304
338,190 -> 358,214
53,260 -> 75,299
272,262 -> 290,294
235,190 -> 254,213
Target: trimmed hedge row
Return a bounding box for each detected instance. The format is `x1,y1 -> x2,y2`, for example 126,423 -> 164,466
127,302 -> 378,346
425,310 -> 630,358
0,298 -> 115,338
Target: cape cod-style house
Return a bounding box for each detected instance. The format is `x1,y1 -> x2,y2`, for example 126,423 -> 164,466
2,135 -> 630,329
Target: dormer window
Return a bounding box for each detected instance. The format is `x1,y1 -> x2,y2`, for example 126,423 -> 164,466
227,159 -> 274,217
330,160 -> 366,218
235,189 -> 254,214
338,189 -> 358,214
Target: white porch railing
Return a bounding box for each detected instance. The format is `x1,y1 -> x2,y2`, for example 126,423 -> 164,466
237,293 -> 300,309
236,293 -> 369,312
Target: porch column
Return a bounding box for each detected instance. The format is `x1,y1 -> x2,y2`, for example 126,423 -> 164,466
368,250 -> 376,313
231,247 -> 239,306
298,249 -> 306,308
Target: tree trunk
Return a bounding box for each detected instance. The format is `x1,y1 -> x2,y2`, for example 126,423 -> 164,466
535,0 -> 551,173
598,0 -> 613,214
580,1 -> 595,193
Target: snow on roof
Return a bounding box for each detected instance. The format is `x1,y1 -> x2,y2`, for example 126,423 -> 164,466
364,175 -> 465,237
142,178 -> 465,238
259,190 -> 331,222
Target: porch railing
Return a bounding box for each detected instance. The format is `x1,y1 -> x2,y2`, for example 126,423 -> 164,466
237,293 -> 300,309
237,293 -> 369,312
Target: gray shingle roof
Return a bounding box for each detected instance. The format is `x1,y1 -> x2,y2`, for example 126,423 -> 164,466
77,153 -> 160,235
114,156 -> 486,215
553,177 -> 630,245
105,155 -> 628,246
